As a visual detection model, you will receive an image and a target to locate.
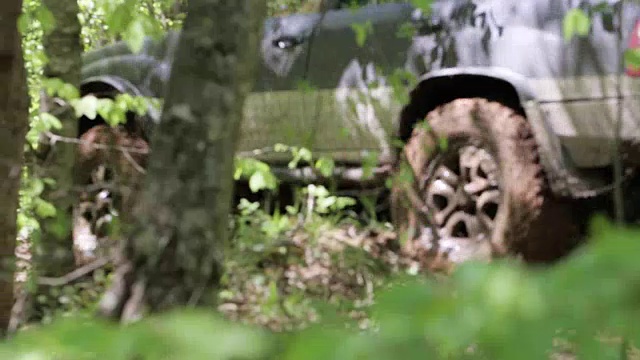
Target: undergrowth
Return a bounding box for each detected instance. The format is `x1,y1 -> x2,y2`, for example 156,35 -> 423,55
6,216 -> 640,359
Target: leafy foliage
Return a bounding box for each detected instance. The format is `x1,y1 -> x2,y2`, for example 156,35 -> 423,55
563,8 -> 591,42
12,1 -> 640,359
3,220 -> 640,359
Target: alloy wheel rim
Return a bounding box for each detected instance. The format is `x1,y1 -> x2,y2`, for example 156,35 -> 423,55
422,143 -> 501,242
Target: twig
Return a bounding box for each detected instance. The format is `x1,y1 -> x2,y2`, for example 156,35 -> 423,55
401,181 -> 441,244
122,148 -> 147,174
37,257 -> 109,287
121,279 -> 146,324
98,259 -> 133,319
44,131 -> 149,155
236,146 -> 283,157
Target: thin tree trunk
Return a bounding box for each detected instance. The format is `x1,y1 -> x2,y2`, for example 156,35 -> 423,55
37,0 -> 83,275
0,0 -> 29,335
99,0 -> 267,321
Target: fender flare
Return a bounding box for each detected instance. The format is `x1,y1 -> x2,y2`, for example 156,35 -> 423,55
399,67 -> 538,140
416,67 -> 537,100
80,75 -> 145,97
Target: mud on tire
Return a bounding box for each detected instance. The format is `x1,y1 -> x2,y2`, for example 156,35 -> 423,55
391,98 -> 578,268
73,125 -> 149,265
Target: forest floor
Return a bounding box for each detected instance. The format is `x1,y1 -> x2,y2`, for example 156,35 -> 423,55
19,212 -> 424,330
14,201 -> 640,359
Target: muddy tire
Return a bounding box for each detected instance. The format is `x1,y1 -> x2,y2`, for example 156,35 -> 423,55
391,98 -> 577,267
73,125 -> 149,265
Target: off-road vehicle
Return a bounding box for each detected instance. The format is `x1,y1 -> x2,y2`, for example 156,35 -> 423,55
76,0 -> 640,266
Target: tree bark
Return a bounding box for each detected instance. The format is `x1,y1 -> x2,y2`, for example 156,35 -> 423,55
99,0 -> 267,321
0,0 -> 29,335
37,0 -> 83,275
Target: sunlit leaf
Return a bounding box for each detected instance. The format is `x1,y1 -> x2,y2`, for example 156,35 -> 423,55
249,172 -> 267,193
351,21 -> 373,48
35,4 -> 56,35
624,48 -> 640,69
411,0 -> 433,13
72,95 -> 99,119
125,19 -> 147,53
40,113 -> 62,131
17,13 -> 30,35
314,156 -> 335,177
34,198 -> 56,218
563,8 -> 591,42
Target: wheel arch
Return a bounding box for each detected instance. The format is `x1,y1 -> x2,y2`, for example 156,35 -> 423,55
81,75 -> 144,97
398,67 -> 537,144
78,75 -> 155,139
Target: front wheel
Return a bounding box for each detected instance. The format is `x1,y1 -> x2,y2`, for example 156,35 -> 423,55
391,98 -> 577,267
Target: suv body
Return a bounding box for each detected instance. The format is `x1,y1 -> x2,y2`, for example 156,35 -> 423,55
79,0 -> 640,262
81,0 -> 640,195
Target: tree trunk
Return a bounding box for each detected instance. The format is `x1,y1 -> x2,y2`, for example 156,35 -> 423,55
36,0 -> 83,275
0,0 -> 29,335
99,0 -> 267,321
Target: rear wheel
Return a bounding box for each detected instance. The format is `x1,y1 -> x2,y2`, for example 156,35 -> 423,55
391,98 -> 577,267
73,124 -> 149,265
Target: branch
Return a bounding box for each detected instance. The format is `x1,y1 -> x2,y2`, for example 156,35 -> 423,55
37,257 -> 109,287
44,131 -> 149,155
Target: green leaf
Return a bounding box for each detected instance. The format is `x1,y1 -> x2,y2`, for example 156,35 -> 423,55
410,0 -> 433,13
58,84 -> 80,100
563,8 -> 591,42
35,4 -> 56,35
17,14 -> 30,35
334,196 -> 356,211
43,78 -> 65,97
125,19 -> 147,53
624,48 -> 640,70
50,211 -> 72,240
249,172 -> 267,193
396,22 -> 416,40
289,147 -> 313,169
73,95 -> 100,119
351,21 -> 373,48
315,156 -> 335,178
438,136 -> 448,151
274,143 -> 289,153
35,199 -> 57,219
148,311 -> 268,360
32,178 -> 45,196
306,184 -> 329,198
297,147 -> 312,163
237,198 -> 260,216
40,113 -> 62,131
362,151 -> 379,180
248,170 -> 276,193
105,0 -> 135,35
316,196 -> 336,213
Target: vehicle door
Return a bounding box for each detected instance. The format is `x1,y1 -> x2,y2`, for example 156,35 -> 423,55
540,0 -> 640,168
303,1 -> 415,165
238,9 -> 323,164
